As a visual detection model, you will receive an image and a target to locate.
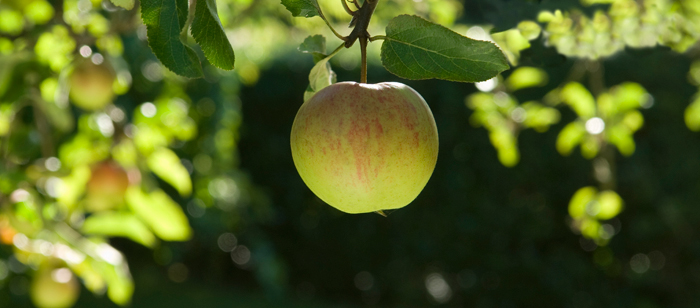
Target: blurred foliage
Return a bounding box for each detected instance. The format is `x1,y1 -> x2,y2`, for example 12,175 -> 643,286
0,0 -> 700,307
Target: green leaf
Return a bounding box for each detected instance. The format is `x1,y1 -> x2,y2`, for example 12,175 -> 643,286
299,35 -> 327,63
141,0 -> 203,78
147,147 -> 192,196
191,0 -> 235,70
280,0 -> 319,17
488,127 -> 519,167
37,78 -> 74,132
304,44 -> 343,101
505,67 -> 548,91
607,124 -> 635,156
126,187 -> 192,241
610,82 -> 647,113
556,121 -> 586,156
596,190 -> 623,220
560,82 -> 596,118
685,95 -> 700,131
109,0 -> 134,10
380,15 -> 509,83
569,186 -> 597,219
580,135 -> 599,159
82,212 -> 157,247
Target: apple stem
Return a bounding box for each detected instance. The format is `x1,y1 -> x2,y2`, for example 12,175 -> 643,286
360,37 -> 368,83
343,0 -> 378,84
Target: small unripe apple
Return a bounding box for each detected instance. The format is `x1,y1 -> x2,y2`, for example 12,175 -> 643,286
69,60 -> 115,111
30,266 -> 80,308
290,82 -> 439,213
85,161 -> 129,211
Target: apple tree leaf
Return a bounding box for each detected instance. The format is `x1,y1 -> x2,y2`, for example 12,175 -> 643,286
125,187 -> 192,241
109,0 -> 134,10
141,0 -> 203,78
380,15 -> 509,83
281,0 -> 320,18
147,147 -> 192,196
299,35 -> 327,63
82,212 -> 157,247
191,0 -> 235,70
304,43 -> 343,101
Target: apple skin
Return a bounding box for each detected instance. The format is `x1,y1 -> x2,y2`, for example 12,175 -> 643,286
85,161 -> 129,211
69,61 -> 115,111
290,82 -> 439,214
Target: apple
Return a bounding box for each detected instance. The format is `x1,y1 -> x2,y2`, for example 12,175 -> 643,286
30,266 -> 80,308
85,161 -> 129,211
290,82 -> 439,214
69,60 -> 115,111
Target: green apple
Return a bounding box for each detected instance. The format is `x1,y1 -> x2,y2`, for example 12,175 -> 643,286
85,161 -> 129,211
30,266 -> 80,308
69,60 -> 115,111
290,82 -> 439,214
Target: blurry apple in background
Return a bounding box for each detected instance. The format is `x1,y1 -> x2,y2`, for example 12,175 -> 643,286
30,265 -> 80,308
69,60 -> 115,111
0,217 -> 16,244
290,82 -> 439,214
85,161 -> 130,212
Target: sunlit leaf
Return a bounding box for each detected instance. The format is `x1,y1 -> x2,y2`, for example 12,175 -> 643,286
299,35 -> 327,63
24,0 -> 54,25
126,187 -> 192,241
569,186 -> 597,219
380,15 -> 509,83
491,29 -> 530,65
621,110 -> 644,132
191,0 -> 235,70
596,190 -> 623,220
141,0 -> 203,78
580,218 -> 601,239
57,165 -> 91,210
685,95 -> 700,131
147,147 -> 192,196
37,79 -> 74,132
610,82 -> 647,113
488,127 -> 519,167
561,82 -> 596,119
304,44 -> 342,101
607,124 -> 635,156
580,135 -> 600,159
505,67 -> 548,91
517,21 -> 541,40
0,10 -> 24,35
521,102 -> 560,132
556,121 -> 586,156
281,0 -> 319,18
82,212 -> 157,247
109,0 -> 134,10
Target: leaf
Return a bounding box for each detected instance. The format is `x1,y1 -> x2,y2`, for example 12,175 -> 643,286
685,95 -> 700,131
147,147 -> 192,196
191,0 -> 235,70
488,127 -> 519,167
141,0 -> 203,78
596,190 -> 623,220
607,124 -> 635,156
505,67 -> 548,91
304,44 -> 343,101
82,212 -> 157,247
299,35 -> 327,63
560,82 -> 596,118
380,15 -> 509,83
280,0 -> 319,18
556,121 -> 586,156
125,187 -> 192,241
109,0 -> 134,10
569,186 -> 597,219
